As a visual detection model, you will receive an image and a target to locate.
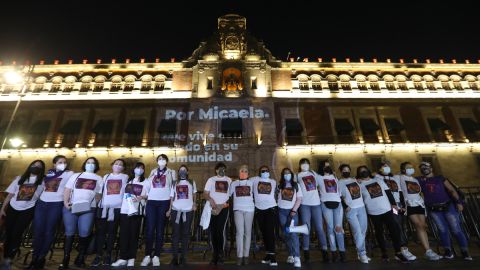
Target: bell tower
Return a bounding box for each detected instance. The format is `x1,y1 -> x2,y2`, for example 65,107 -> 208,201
218,14 -> 247,60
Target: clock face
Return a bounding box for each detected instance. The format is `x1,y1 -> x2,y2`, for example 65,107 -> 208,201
225,36 -> 240,50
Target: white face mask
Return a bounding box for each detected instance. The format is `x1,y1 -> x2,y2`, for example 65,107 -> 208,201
85,163 -> 95,173
56,163 -> 66,171
301,163 -> 310,172
112,164 -> 123,173
134,168 -> 144,176
284,174 -> 292,181
405,168 -> 415,176
261,172 -> 270,179
158,159 -> 167,167
382,166 -> 391,175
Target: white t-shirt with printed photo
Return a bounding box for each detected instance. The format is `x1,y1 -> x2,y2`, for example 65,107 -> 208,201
6,176 -> 44,211
278,181 -> 303,210
170,180 -> 197,211
120,177 -> 147,215
230,179 -> 255,212
297,171 -> 321,206
375,174 -> 401,204
145,167 -> 177,201
100,173 -> 129,209
204,176 -> 232,205
339,178 -> 365,209
398,174 -> 424,207
252,176 -> 277,210
318,174 -> 341,202
40,170 -> 74,202
65,172 -> 103,207
359,178 -> 392,215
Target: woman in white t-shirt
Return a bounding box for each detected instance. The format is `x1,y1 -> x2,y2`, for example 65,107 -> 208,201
318,161 -> 345,262
61,157 -> 103,269
229,164 -> 254,266
141,154 -> 177,267
91,159 -> 129,266
338,164 -> 369,263
167,165 -> 197,266
253,165 -> 278,267
277,167 -> 302,268
0,160 -> 45,261
203,162 -> 231,265
112,162 -> 148,267
27,155 -> 73,269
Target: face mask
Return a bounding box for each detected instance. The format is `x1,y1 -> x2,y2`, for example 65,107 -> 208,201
261,172 -> 270,179
420,167 -> 431,176
179,170 -> 188,180
284,174 -> 292,181
112,164 -> 123,173
239,172 -> 248,180
158,159 -> 167,167
85,163 -> 95,173
56,163 -> 66,172
30,166 -> 42,175
382,166 -> 391,175
341,171 -> 351,178
134,168 -> 144,176
359,170 -> 370,179
218,168 -> 226,177
405,168 -> 415,176
323,166 -> 333,174
300,163 -> 309,172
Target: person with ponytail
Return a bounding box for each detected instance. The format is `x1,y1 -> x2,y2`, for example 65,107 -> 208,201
111,162 -> 147,267
167,165 -> 197,266
1,160 -> 45,261
27,156 -> 73,269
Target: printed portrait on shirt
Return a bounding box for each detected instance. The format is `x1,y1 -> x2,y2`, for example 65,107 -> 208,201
324,179 -> 337,193
366,182 -> 383,199
384,179 -> 399,192
302,175 -> 316,191
281,187 -> 294,201
17,184 -> 37,201
425,183 -> 437,193
257,182 -> 272,195
176,184 -> 189,199
75,178 -> 96,190
152,173 -> 166,188
125,183 -> 143,196
215,181 -> 228,193
346,182 -> 361,200
406,181 -> 421,194
235,185 -> 251,197
106,179 -> 122,195
44,178 -> 61,192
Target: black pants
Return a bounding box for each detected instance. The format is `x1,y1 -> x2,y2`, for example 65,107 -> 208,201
370,210 -> 402,253
3,205 -> 35,259
210,208 -> 229,257
171,210 -> 193,257
392,211 -> 408,246
255,207 -> 276,254
118,214 -> 142,260
95,208 -> 121,257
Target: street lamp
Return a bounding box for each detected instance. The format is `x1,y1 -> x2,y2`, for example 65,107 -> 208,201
9,137 -> 24,148
0,65 -> 35,152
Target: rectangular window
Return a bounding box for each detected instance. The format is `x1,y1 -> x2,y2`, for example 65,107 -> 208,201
285,119 -> 303,145
207,77 -> 213,90
251,77 -> 257,90
221,118 -> 243,138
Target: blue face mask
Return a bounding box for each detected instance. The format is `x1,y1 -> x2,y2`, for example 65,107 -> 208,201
261,172 -> 270,179
284,174 -> 292,181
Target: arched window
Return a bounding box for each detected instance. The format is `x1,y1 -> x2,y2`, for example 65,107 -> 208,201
367,74 -> 380,91
355,75 -> 367,92
110,75 -> 123,92
124,75 -> 136,92
411,75 -> 424,92
339,74 -> 351,91
326,74 -> 339,92
33,76 -> 47,93
395,75 -> 408,91
465,75 -> 479,91
311,74 -> 322,90
297,74 -> 309,90
438,75 -> 451,91
64,76 -> 76,92
141,75 -> 153,92
51,76 -> 63,92
423,75 -> 436,91
450,75 -> 463,91
383,75 -> 396,91
79,76 -> 93,93
154,75 -> 166,91
93,76 -> 106,92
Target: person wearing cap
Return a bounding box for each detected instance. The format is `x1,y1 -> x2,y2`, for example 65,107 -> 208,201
417,162 -> 472,260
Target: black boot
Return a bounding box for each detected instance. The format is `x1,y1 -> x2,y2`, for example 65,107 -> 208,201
331,251 -> 338,263
322,250 -> 330,263
209,253 -> 218,265
74,237 -> 88,267
35,257 -> 46,269
303,250 -> 310,262
171,254 -> 179,266
25,256 -> 38,270
339,251 -> 346,263
58,236 -> 74,270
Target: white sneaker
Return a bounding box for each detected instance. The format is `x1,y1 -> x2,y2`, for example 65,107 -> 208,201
425,249 -> 442,261
294,257 -> 301,268
401,248 -> 417,261
287,256 -> 294,264
111,259 -> 127,267
127,259 -> 135,267
152,256 -> 160,266
358,255 -> 369,264
140,256 -> 151,266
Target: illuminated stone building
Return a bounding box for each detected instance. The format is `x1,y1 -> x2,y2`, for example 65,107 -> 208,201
1,14 -> 480,187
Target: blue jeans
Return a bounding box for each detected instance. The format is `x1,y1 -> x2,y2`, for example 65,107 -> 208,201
62,207 -> 95,237
32,200 -> 64,257
346,206 -> 368,256
429,203 -> 469,250
278,208 -> 300,257
321,203 -> 345,252
299,204 -> 327,250
145,200 -> 170,256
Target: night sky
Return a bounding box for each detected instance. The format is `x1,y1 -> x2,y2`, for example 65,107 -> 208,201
0,0 -> 478,64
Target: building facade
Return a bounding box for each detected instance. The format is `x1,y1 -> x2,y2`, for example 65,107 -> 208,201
1,14 -> 480,188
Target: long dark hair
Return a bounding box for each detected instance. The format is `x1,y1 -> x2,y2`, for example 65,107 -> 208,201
278,167 -> 298,191
129,162 -> 146,183
356,165 -> 373,179
298,158 -> 310,173
19,160 -> 46,186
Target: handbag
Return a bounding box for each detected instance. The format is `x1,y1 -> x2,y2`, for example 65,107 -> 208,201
211,204 -> 227,216
324,201 -> 340,209
71,173 -> 93,215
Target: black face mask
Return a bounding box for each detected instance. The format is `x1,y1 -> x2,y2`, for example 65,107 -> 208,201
323,166 -> 333,174
420,167 -> 431,176
359,170 -> 370,179
179,170 -> 188,180
218,168 -> 226,177
30,166 -> 42,175
341,172 -> 351,178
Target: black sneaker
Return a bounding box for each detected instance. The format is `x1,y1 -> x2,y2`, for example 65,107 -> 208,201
91,256 -> 102,267
262,255 -> 271,264
103,256 -> 111,266
331,251 -> 338,263
303,250 -> 310,263
395,253 -> 410,263
322,250 -> 330,263
269,256 -> 278,267
382,253 -> 389,262
339,251 -> 346,263
443,249 -> 454,259
461,251 -> 473,261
